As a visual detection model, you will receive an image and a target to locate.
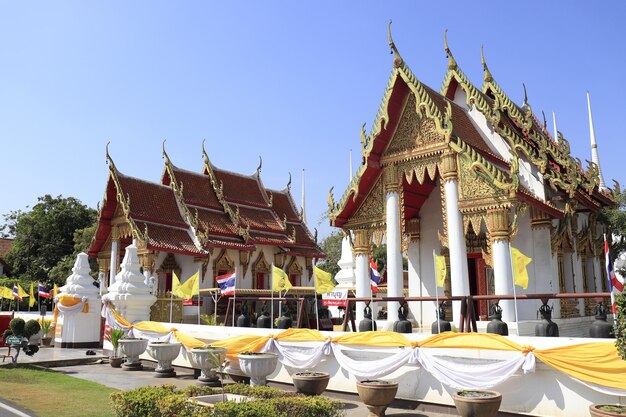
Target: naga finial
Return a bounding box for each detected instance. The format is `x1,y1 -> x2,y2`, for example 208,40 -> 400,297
328,186 -> 335,211
542,110 -> 547,129
162,139 -> 170,163
480,46 -> 493,83
360,122 -> 368,150
105,141 -> 116,170
387,20 -> 403,67
522,83 -> 529,106
287,172 -> 292,191
201,139 -> 211,167
256,156 -> 263,175
443,29 -> 457,69
314,228 -> 318,244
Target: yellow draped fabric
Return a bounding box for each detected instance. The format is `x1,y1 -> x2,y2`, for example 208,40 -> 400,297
210,334 -> 271,359
533,342 -> 626,390
332,331 -> 412,347
105,307 -> 626,391
52,296 -> 89,323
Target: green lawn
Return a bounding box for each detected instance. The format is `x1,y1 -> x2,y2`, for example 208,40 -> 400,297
0,365 -> 117,417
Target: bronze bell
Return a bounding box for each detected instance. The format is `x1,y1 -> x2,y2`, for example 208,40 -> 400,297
358,305 -> 377,332
237,302 -> 251,328
277,302 -> 292,329
589,302 -> 614,339
393,303 -> 412,333
256,302 -> 272,329
486,304 -> 508,336
535,304 -> 559,337
431,302 -> 451,334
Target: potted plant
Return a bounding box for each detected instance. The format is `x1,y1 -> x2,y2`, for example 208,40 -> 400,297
451,390 -> 502,417
356,380 -> 398,417
189,346 -> 227,386
238,351 -> 278,387
107,328 -> 125,368
292,371 -> 330,396
146,341 -> 182,378
589,404 -> 626,417
39,319 -> 53,347
118,337 -> 149,371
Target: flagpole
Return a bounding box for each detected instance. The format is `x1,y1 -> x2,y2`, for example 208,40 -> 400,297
509,247 -> 521,337
169,291 -> 173,323
232,272 -> 236,328
313,258 -> 319,331
433,251 -> 441,334
271,264 -> 274,330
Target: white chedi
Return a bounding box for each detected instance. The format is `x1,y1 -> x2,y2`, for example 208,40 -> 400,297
60,252 -> 99,296
104,244 -> 156,323
334,234 -> 356,288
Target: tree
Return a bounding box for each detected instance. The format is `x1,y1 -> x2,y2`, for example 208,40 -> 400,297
602,191 -> 626,262
1,195 -> 97,284
316,231 -> 343,276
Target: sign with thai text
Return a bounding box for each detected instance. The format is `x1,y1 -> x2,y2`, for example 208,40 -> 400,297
6,335 -> 23,345
322,289 -> 348,307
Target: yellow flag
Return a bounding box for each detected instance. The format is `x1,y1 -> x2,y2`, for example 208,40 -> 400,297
272,265 -> 292,292
314,266 -> 335,294
29,283 -> 36,307
178,272 -> 200,299
171,272 -> 183,297
511,247 -> 532,290
53,284 -> 59,297
0,287 -> 12,299
17,283 -> 28,298
434,252 -> 447,287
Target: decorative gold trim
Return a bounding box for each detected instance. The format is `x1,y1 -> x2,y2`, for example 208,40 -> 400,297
487,207 -> 510,241
353,229 -> 370,256
530,207 -> 552,230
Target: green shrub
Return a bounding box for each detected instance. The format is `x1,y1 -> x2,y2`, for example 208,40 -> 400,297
110,385 -> 177,417
271,396 -> 343,417
9,318 -> 25,335
616,293 -> 626,361
179,385 -> 217,398
156,395 -> 211,417
212,400 -> 277,417
224,383 -> 298,399
23,319 -> 41,339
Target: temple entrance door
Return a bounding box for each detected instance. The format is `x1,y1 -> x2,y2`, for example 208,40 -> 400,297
468,254 -> 490,320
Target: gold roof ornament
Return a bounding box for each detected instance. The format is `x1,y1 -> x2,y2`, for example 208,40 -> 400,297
162,139 -> 170,164
256,156 -> 263,175
105,141 -> 117,171
480,46 -> 493,83
387,20 -> 403,67
522,83 -> 529,107
360,122 -> 368,151
201,139 -> 211,167
328,186 -> 335,213
443,29 -> 457,70
286,172 -> 292,191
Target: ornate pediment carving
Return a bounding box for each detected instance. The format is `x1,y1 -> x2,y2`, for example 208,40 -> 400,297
346,176 -> 385,228
252,252 -> 271,274
213,249 -> 234,274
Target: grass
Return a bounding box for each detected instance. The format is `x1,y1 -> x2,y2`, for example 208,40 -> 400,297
0,365 -> 117,417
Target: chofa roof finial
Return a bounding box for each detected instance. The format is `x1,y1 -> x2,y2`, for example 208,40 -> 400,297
480,46 -> 493,83
443,29 -> 457,70
287,172 -> 292,191
201,139 -> 211,166
105,141 -> 116,170
256,156 -> 263,175
162,139 -> 170,163
522,83 -> 529,107
387,20 -> 403,67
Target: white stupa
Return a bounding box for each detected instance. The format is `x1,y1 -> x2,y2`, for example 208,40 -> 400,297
103,244 -> 156,323
334,234 -> 356,288
54,252 -> 102,348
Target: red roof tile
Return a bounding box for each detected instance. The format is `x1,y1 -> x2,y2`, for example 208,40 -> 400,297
271,191 -> 300,221
136,221 -> 205,256
195,208 -> 239,237
171,166 -> 221,209
237,205 -> 283,232
213,168 -> 269,206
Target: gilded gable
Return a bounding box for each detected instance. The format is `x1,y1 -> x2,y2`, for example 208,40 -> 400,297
346,176 -> 385,228
384,93 -> 443,156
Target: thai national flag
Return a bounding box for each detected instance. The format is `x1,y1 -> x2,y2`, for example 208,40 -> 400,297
12,284 -> 22,301
38,283 -> 51,299
369,259 -> 380,293
217,271 -> 236,296
605,235 -> 624,314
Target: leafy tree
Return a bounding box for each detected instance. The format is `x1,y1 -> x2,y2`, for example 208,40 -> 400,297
1,195 -> 97,284
602,191 -> 626,263
315,231 -> 343,276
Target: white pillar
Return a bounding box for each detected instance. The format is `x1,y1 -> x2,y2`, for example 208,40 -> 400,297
353,230 -> 371,324
488,208 -> 515,322
385,186 -> 403,323
443,173 -> 470,325
406,218 -> 421,327
109,226 -> 119,288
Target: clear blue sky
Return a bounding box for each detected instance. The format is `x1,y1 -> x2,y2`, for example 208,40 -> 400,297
1,1 -> 624,239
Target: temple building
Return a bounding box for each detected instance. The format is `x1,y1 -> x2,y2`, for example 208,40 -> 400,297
88,144 -> 323,320
328,26 -> 617,328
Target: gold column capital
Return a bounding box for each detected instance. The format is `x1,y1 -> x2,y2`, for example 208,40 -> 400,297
439,151 -> 458,182
141,253 -> 155,270
406,218 -> 420,240
353,229 -> 370,256
97,258 -> 110,273
487,207 -> 510,241
383,165 -> 401,193
111,225 -> 120,240
530,207 -> 552,230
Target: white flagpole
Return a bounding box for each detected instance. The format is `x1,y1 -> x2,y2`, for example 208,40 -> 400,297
313,258 -> 319,331
433,251 -> 441,334
509,246 -> 521,337
213,290 -> 219,325
232,270 -> 237,327
169,291 -> 173,323
271,264 -> 274,329
198,267 -> 202,326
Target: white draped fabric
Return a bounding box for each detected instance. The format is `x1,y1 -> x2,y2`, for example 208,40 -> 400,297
415,349 -> 535,390
330,344 -> 416,380
261,339 -> 331,369
56,296 -> 88,315
128,327 -> 173,343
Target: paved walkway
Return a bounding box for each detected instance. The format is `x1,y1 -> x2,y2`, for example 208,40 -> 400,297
0,346 -> 471,416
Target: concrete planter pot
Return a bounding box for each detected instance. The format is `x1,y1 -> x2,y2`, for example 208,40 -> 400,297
189,346 -> 227,386
238,352 -> 278,387
356,380 -> 398,417
41,337 -> 52,347
292,371 -> 330,396
146,342 -> 181,377
225,359 -> 250,384
590,404 -> 626,417
109,357 -> 123,368
452,390 -> 502,417
119,338 -> 148,371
